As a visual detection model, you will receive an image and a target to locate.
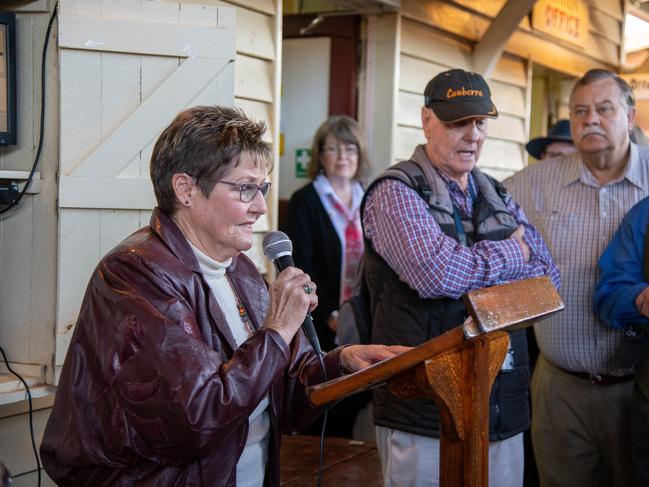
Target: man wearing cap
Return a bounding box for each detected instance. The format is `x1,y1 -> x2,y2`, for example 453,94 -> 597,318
526,119 -> 576,161
361,68 -> 559,487
505,69 -> 649,487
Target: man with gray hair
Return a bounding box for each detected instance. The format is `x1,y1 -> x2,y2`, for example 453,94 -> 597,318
506,69 -> 649,487
362,69 -> 559,487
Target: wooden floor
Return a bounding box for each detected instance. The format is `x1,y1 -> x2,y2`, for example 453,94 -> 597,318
280,435 -> 382,486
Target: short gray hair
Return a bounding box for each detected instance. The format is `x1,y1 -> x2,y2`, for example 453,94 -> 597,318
570,69 -> 635,110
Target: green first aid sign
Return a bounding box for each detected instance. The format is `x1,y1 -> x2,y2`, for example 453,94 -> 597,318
295,148 -> 311,178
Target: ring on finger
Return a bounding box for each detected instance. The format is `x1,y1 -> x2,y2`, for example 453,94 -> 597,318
303,283 -> 314,295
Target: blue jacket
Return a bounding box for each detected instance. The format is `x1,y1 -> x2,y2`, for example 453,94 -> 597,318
595,195 -> 649,329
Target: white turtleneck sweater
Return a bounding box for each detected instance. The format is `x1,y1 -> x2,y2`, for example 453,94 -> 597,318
189,243 -> 270,487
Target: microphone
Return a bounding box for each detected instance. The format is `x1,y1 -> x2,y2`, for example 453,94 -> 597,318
262,231 -> 322,355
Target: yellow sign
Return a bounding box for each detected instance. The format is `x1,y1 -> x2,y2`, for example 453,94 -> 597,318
531,0 -> 589,48
621,74 -> 649,101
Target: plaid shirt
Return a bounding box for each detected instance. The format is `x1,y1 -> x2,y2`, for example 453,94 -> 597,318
506,143 -> 649,375
363,149 -> 560,300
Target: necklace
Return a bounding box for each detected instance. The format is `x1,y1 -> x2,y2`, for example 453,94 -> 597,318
227,276 -> 255,337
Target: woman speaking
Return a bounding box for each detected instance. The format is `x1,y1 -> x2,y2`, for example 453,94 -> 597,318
40,106 -> 403,486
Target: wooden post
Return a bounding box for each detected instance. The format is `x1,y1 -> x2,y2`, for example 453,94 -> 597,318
389,332 -> 509,487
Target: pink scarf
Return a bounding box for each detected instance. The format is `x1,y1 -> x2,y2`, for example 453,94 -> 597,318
328,195 -> 364,303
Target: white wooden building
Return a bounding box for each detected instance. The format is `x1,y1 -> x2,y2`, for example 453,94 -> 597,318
0,0 -> 281,484
0,0 -> 627,483
359,0 -> 624,180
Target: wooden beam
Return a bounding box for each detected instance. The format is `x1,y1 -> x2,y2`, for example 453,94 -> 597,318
473,0 -> 536,78
361,13 -> 400,177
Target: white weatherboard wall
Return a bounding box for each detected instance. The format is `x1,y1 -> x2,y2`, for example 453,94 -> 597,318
395,20 -> 531,181
364,0 -> 624,181
279,37 -> 330,200
0,2 -> 58,379
0,2 -> 59,485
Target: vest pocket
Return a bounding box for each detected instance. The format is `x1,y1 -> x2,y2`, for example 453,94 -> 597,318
489,366 -> 530,435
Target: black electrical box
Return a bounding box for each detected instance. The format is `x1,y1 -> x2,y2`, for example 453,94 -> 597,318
0,12 -> 16,146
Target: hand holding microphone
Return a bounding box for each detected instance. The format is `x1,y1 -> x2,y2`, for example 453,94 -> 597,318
263,231 -> 322,354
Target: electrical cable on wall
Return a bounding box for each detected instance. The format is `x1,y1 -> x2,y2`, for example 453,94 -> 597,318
0,2 -> 58,216
0,346 -> 41,487
0,5 -> 59,487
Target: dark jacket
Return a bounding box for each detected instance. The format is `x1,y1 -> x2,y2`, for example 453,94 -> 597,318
284,183 -> 342,351
40,208 -> 342,486
364,156 -> 530,441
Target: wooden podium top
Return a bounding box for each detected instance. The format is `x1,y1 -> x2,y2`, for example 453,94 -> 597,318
307,276 -> 563,408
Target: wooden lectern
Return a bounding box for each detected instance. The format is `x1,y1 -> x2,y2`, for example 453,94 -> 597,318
307,276 -> 563,487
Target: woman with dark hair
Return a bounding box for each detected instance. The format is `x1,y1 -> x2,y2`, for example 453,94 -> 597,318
40,106 -> 403,486
284,116 -> 371,437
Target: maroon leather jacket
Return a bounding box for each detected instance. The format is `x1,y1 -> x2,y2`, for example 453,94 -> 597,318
40,209 -> 343,486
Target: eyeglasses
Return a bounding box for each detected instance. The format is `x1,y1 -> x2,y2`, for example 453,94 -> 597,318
192,175 -> 272,203
322,144 -> 359,157
218,180 -> 271,203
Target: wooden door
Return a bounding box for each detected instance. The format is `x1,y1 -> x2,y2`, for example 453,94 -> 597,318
56,0 -> 236,371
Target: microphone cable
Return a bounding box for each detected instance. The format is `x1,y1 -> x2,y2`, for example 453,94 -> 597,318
261,230 -> 331,485
315,352 -> 328,487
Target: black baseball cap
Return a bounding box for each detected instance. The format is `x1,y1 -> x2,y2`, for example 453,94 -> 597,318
424,69 -> 498,122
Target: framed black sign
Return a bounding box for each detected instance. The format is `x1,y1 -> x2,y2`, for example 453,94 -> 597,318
0,13 -> 16,146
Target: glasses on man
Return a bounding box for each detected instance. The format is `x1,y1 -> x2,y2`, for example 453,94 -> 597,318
192,175 -> 272,203
322,144 -> 358,157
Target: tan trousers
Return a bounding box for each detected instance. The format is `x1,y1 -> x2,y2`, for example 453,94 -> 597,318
531,355 -> 634,487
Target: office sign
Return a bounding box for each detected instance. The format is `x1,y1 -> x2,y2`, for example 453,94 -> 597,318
622,73 -> 649,101
531,0 -> 589,48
